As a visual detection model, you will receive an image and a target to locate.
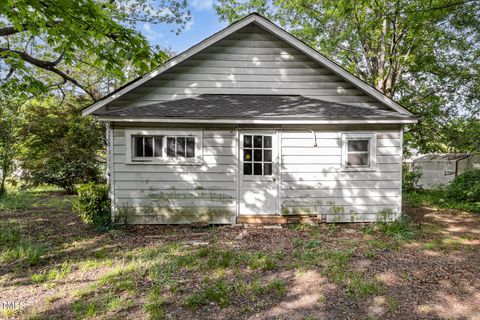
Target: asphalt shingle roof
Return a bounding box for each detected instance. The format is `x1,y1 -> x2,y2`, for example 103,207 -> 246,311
95,94 -> 414,120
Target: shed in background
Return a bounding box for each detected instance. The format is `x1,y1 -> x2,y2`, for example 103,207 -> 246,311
413,153 -> 480,189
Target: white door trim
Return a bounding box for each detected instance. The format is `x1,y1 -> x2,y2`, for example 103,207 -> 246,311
239,130 -> 280,215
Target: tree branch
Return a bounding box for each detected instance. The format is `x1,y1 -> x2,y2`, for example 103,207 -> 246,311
0,48 -> 97,100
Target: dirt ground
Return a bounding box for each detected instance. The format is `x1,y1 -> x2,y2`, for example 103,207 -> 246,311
1,192 -> 480,320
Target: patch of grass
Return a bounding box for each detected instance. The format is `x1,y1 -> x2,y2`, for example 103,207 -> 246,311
0,220 -> 21,242
0,191 -> 33,211
1,239 -> 49,265
322,249 -> 353,284
72,301 -> 98,318
346,274 -> 381,298
422,237 -> 465,251
265,278 -> 287,297
144,285 -> 166,320
404,189 -> 480,213
248,253 -> 277,271
368,239 -> 398,251
386,296 -> 399,313
30,262 -> 72,284
364,216 -> 416,241
185,279 -> 232,309
97,268 -> 137,293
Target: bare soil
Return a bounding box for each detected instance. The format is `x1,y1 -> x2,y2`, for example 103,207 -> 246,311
1,193 -> 480,320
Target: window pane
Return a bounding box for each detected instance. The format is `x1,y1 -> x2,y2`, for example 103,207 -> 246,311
254,163 -> 262,175
167,137 -> 175,157
243,163 -> 252,175
254,149 -> 262,161
347,154 -> 369,166
154,137 -> 162,157
348,140 -> 369,152
144,137 -> 153,157
264,136 -> 272,148
254,135 -> 262,148
176,137 -> 186,157
134,137 -> 144,157
244,135 -> 252,148
264,163 -> 272,175
244,149 -> 252,162
264,150 -> 272,162
186,137 -> 195,158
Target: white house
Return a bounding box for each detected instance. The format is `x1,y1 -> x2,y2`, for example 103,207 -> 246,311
83,13 -> 418,224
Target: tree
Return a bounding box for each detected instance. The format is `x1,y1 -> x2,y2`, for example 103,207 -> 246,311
18,96 -> 105,193
215,0 -> 480,153
0,0 -> 191,100
0,99 -> 20,196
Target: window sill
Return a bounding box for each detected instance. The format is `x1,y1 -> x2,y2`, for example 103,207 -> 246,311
127,160 -> 203,166
341,167 -> 376,172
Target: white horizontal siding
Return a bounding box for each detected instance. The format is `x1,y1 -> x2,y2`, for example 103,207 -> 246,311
280,128 -> 402,219
106,24 -> 386,110
112,127 -> 237,224
112,126 -> 403,223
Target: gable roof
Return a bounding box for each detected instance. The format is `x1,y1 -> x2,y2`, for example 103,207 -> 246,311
95,94 -> 416,124
82,13 -> 414,118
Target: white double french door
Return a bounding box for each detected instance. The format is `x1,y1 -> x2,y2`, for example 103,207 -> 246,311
239,131 -> 279,215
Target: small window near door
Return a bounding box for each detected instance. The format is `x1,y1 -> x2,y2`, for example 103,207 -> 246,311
243,135 -> 273,176
342,133 -> 376,171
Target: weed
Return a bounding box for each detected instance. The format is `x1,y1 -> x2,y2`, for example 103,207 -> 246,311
144,285 -> 165,320
386,296 -> 399,313
248,253 -> 277,271
185,279 -> 231,309
0,221 -> 21,242
30,262 -> 72,284
364,216 -> 416,241
0,192 -> 32,211
1,239 -> 49,265
347,274 -> 381,298
266,279 -> 287,297
404,189 -> 480,213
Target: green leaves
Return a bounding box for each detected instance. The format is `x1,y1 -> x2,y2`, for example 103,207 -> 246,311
0,0 -> 190,100
215,0 -> 480,153
17,96 -> 105,193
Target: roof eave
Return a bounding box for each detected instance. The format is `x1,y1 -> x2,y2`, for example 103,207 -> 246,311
95,116 -> 419,124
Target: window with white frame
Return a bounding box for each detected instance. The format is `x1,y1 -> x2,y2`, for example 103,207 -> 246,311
126,130 -> 202,164
342,133 -> 376,170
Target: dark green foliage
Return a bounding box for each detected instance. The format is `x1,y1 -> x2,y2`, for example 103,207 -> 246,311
404,170 -> 480,213
402,164 -> 422,192
404,189 -> 480,213
0,0 -> 189,99
364,216 -> 416,241
19,98 -> 104,193
447,169 -> 480,203
74,183 -> 111,229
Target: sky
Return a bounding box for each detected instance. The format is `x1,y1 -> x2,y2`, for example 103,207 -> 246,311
138,0 -> 228,55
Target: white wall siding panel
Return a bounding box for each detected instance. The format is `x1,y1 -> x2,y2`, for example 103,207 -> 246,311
280,128 -> 403,221
106,24 -> 387,110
